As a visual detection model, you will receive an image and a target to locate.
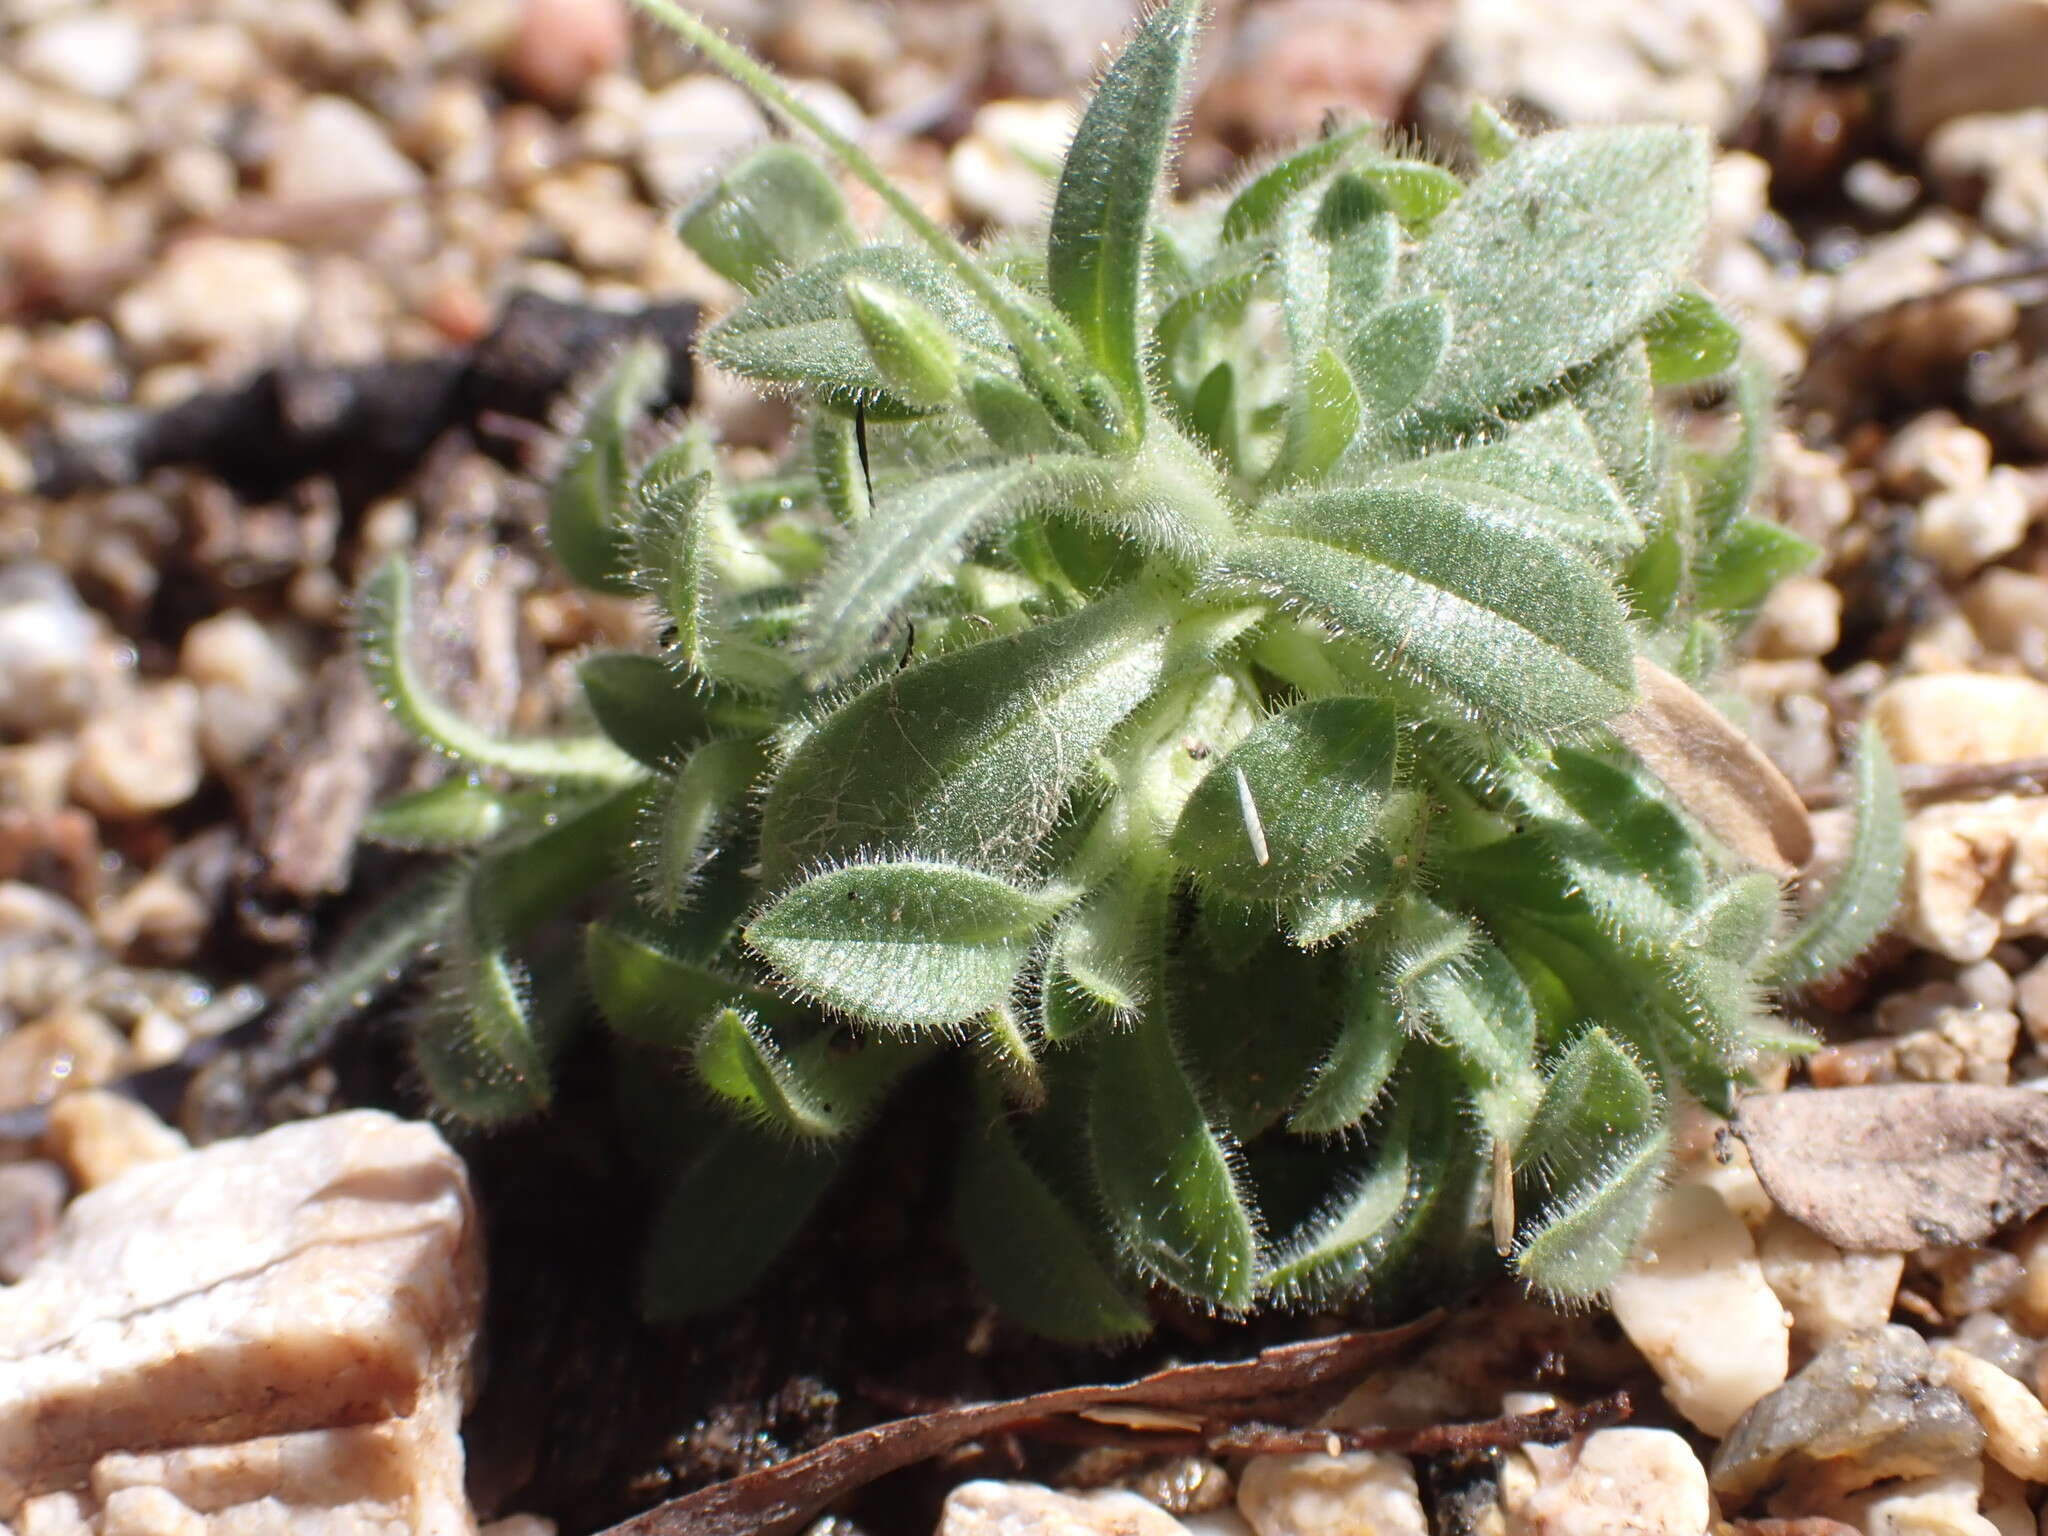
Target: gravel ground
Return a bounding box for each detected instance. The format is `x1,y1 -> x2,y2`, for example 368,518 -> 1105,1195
13,0 -> 2048,1532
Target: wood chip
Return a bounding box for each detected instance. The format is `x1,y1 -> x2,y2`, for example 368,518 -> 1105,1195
1732,1085 -> 2048,1251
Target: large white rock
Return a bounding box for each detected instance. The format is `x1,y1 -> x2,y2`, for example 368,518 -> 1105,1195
0,1111 -> 483,1534
1607,1183 -> 1789,1437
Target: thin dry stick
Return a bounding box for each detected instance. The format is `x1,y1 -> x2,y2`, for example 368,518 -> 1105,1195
1803,754 -> 2048,811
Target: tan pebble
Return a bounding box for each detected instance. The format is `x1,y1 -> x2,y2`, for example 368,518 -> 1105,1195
1756,1213 -> 1903,1346
1893,0 -> 2048,142
1901,796 -> 2048,960
113,238 -> 310,365
1872,674 -> 2048,767
480,1519 -> 559,1536
1236,1451 -> 1425,1536
1882,411 -> 1993,498
266,95 -> 424,205
94,869 -> 211,963
1964,568 -> 2048,667
0,1010 -> 128,1113
504,0 -> 629,109
1833,1472 -> 2002,1536
1751,576 -> 1842,660
0,1162 -> 68,1284
1914,467 -> 2037,578
1937,1346 -> 2048,1480
44,1091 -> 189,1191
69,681 -> 205,819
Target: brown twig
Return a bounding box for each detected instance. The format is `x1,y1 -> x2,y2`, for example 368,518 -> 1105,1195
1801,754 -> 2048,810
1797,258 -> 2048,385
1014,1391 -> 1634,1460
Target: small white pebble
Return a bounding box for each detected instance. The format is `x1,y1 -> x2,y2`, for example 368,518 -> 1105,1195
1499,1429 -> 1708,1536
1236,1451 -> 1426,1536
1938,1345 -> 2048,1480
1757,1212 -> 1904,1345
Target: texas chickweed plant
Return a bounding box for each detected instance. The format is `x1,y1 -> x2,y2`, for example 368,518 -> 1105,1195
315,0 -> 1907,1339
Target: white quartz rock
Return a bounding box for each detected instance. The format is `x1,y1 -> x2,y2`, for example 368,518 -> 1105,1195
937,1482 -> 1190,1536
1236,1451 -> 1426,1536
0,1111 -> 483,1534
1501,1429 -> 1711,1536
1607,1183 -> 1790,1436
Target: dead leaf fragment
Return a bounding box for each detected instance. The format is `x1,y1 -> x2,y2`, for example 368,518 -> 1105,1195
1732,1085 -> 2048,1250
1611,657 -> 1815,877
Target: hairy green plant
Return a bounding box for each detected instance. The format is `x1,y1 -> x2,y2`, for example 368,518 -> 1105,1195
318,0 -> 1906,1337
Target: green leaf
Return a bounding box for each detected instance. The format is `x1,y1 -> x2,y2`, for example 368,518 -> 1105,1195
1396,915 -> 1542,1140
1411,126 -> 1709,415
746,860 -> 1066,1030
586,921 -> 795,1048
577,653 -> 717,771
1468,101 -> 1521,164
812,413 -> 872,525
1644,286 -> 1742,386
802,454 -> 1125,682
468,781 -> 648,941
694,1006 -> 881,1139
1171,698 -> 1401,902
273,866 -> 468,1059
1262,1131 -> 1415,1306
1768,723 -> 1905,987
549,339 -> 668,593
631,459 -> 717,675
1290,958 -> 1404,1134
358,558 -> 644,784
1691,349 -> 1771,538
763,589 -> 1168,879
411,939 -> 552,1124
1572,339 -> 1659,510
363,778 -> 555,850
638,736 -> 768,916
1220,123 -> 1376,242
1347,296 -> 1448,421
1090,1009 -> 1261,1310
975,1004 -> 1046,1106
1325,214 -> 1399,340
1356,158 -> 1461,230
1220,489 -> 1635,733
678,143 -> 855,292
1046,0 -> 1204,415
964,372 -> 1061,455
956,1106 -> 1151,1342
1269,345 -> 1362,484
641,1126 -> 839,1320
1264,1068 -> 1462,1306
1694,518 -> 1818,615
703,246 -> 1009,418
1355,403 -> 1640,553
844,276 -> 961,409
1043,880 -> 1157,1028
1514,1027 -> 1668,1296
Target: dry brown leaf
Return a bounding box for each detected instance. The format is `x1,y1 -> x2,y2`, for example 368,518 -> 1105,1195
596,1321 -> 1439,1536
1609,657 -> 1814,877
1732,1085 -> 2048,1250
